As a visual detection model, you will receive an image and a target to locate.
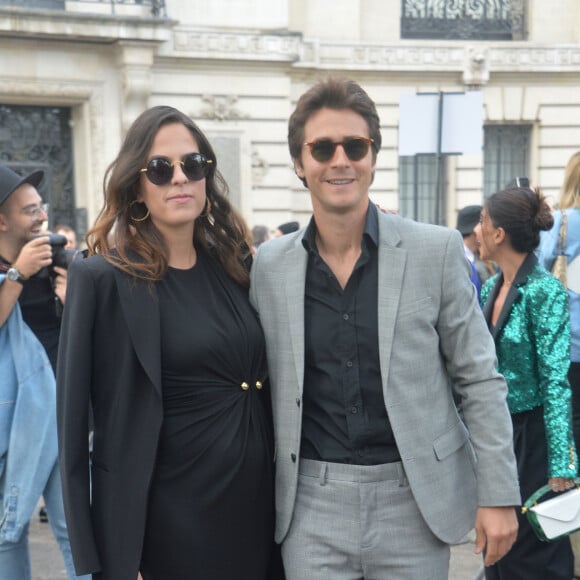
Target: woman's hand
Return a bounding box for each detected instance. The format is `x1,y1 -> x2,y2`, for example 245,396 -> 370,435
548,477 -> 576,492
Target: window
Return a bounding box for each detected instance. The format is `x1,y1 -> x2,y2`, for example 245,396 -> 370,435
400,0 -> 527,41
398,155 -> 447,225
0,104 -> 81,234
483,125 -> 531,197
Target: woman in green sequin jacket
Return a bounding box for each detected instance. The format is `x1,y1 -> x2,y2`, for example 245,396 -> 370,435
475,186 -> 577,580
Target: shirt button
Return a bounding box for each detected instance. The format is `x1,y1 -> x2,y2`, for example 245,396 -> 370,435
343,313 -> 349,320
351,406 -> 358,414
346,361 -> 353,368
291,453 -> 297,463
296,398 -> 301,407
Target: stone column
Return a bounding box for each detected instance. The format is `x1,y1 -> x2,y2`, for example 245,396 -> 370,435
116,41 -> 156,134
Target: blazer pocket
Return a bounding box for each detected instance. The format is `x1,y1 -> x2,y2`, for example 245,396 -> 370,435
397,296 -> 433,319
433,421 -> 470,461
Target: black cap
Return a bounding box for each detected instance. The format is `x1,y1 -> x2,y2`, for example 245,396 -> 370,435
456,205 -> 482,235
0,165 -> 44,207
277,221 -> 299,235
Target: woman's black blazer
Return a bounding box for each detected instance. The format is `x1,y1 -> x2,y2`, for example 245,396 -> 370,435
57,254 -> 164,580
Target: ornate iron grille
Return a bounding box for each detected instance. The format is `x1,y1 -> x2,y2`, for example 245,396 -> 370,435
401,0 -> 527,40
483,124 -> 531,197
0,0 -> 166,17
0,104 -> 81,235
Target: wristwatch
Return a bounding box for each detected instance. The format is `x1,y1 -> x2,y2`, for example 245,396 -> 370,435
6,267 -> 27,284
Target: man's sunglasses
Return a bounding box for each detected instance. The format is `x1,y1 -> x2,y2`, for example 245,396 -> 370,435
140,153 -> 213,186
304,137 -> 374,163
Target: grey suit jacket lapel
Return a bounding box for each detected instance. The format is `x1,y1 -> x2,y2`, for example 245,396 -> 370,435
113,268 -> 162,396
377,214 -> 406,393
284,235 -> 308,396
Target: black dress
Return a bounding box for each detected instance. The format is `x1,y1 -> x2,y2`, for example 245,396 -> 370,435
140,249 -> 276,580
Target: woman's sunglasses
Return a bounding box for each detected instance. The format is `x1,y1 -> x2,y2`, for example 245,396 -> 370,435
140,152 -> 213,186
304,137 -> 374,163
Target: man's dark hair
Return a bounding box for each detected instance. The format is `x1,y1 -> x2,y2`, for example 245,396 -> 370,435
288,78 -> 382,186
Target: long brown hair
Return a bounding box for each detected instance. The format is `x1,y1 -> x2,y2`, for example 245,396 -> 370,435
559,151 -> 580,209
87,106 -> 251,286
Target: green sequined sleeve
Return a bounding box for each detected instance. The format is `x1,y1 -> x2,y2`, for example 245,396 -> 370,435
530,275 -> 577,478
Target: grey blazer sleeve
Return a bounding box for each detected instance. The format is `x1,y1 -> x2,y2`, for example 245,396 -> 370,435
435,229 -> 521,506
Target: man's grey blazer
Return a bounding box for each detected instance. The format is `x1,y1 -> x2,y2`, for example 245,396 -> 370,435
250,210 -> 520,545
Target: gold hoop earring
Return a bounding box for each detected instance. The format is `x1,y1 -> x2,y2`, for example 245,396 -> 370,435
129,200 -> 150,222
199,197 -> 212,219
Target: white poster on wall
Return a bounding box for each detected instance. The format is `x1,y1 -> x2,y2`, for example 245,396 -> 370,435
398,91 -> 483,156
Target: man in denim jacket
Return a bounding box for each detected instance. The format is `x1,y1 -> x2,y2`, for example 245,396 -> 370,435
0,165 -> 88,580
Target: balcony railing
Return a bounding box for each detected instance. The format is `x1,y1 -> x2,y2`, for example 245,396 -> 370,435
0,0 -> 166,18
401,0 -> 527,41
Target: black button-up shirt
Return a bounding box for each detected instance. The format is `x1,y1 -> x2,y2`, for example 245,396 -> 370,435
300,203 -> 400,465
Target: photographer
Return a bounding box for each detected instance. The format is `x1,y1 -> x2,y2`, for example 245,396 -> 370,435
0,165 -> 87,580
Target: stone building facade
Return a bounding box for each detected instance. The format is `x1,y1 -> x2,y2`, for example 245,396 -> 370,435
1,0 -> 579,236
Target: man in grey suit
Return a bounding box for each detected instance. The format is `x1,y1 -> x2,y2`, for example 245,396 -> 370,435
250,78 -> 521,579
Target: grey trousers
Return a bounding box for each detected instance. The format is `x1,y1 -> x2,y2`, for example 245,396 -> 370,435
282,459 -> 450,580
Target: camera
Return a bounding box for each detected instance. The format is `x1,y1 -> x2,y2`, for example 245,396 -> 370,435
505,176 -> 530,188
33,233 -> 78,279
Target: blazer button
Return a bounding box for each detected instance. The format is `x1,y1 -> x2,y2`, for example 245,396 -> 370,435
291,453 -> 296,463
255,381 -> 263,390
240,382 -> 249,391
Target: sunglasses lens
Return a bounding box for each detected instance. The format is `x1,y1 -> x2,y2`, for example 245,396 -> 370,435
183,153 -> 210,182
146,158 -> 173,185
308,138 -> 371,162
143,154 -> 210,185
344,138 -> 370,161
310,140 -> 335,162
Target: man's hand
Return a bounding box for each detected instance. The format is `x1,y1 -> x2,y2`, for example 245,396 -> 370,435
53,265 -> 68,304
13,236 -> 53,279
473,506 -> 518,567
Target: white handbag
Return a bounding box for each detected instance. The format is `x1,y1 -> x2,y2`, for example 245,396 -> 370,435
523,480 -> 580,542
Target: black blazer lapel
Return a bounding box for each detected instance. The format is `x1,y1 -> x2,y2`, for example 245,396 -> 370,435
483,253 -> 537,340
113,268 -> 162,396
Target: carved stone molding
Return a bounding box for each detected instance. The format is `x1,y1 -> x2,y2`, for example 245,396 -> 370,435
302,42 -> 465,70
251,147 -> 269,185
171,29 -> 301,62
487,46 -> 580,70
195,95 -> 249,122
463,47 -> 490,87
0,78 -> 96,100
169,29 -> 580,74
298,42 -> 580,73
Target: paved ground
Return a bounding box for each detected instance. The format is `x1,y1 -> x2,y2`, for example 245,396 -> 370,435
29,512 -> 485,580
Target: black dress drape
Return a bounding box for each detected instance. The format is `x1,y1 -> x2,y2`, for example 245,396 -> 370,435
140,250 -> 276,579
